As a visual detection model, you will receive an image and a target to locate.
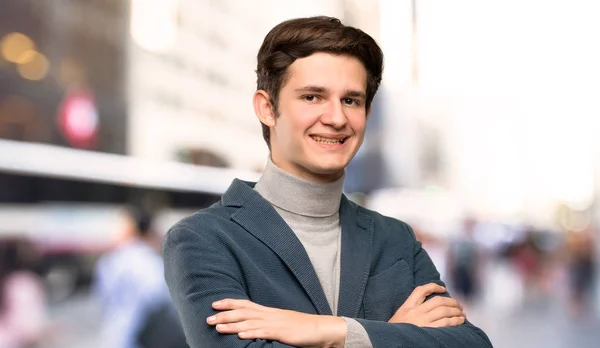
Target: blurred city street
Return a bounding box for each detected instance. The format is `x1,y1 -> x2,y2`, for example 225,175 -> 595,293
2,0 -> 600,347
470,297 -> 600,348
43,293 -> 100,348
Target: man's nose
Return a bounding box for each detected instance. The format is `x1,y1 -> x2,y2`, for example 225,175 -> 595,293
320,101 -> 347,129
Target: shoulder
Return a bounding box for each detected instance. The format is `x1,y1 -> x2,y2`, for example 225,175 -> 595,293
165,201 -> 232,237
162,200 -> 247,256
161,201 -> 251,285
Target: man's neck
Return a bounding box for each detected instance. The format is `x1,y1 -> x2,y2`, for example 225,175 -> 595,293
254,157 -> 345,217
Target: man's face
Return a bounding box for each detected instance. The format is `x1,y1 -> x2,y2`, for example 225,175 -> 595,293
265,53 -> 368,183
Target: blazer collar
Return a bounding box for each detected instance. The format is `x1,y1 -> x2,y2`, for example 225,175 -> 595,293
337,195 -> 373,317
223,179 -> 373,317
225,179 -> 332,314
221,179 -> 257,207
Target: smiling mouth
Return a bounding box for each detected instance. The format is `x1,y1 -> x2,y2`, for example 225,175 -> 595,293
310,135 -> 348,145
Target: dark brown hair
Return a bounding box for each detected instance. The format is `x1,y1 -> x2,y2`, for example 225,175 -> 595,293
256,16 -> 384,148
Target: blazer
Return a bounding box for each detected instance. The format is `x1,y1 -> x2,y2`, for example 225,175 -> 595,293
163,179 -> 493,348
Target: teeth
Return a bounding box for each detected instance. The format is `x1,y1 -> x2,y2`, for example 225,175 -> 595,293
312,136 -> 343,144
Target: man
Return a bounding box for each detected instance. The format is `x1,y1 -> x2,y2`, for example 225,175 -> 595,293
163,16 -> 493,348
94,208 -> 187,348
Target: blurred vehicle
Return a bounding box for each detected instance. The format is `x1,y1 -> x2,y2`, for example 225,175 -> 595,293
0,139 -> 259,302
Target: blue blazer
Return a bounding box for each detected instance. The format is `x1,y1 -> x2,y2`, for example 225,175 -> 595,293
163,179 -> 493,348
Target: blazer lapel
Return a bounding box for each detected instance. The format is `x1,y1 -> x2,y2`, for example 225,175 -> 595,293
228,185 -> 333,315
336,195 -> 373,318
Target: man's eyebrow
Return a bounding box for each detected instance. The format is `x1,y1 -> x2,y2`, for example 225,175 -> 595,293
294,85 -> 366,99
294,85 -> 329,93
345,90 -> 366,99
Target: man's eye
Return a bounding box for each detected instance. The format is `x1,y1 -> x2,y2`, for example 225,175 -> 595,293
303,95 -> 318,102
343,98 -> 359,106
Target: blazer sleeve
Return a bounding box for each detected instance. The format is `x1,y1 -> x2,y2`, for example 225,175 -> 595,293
163,224 -> 297,348
354,222 -> 494,348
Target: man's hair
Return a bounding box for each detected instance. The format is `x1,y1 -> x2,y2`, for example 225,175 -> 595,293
256,16 -> 384,149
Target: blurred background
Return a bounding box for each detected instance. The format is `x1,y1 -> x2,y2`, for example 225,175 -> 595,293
0,0 -> 599,347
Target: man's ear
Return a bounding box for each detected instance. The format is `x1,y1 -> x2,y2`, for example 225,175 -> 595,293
366,106 -> 371,120
253,90 -> 276,127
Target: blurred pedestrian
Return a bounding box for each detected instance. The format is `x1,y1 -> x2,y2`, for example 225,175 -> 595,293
93,208 -> 187,348
447,217 -> 481,307
0,237 -> 48,348
566,228 -> 596,318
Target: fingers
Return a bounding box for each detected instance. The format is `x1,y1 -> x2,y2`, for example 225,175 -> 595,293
208,299 -> 268,326
212,299 -> 264,311
238,329 -> 269,340
424,316 -> 465,328
425,306 -> 464,323
420,296 -> 462,313
406,283 -> 446,306
213,319 -> 263,334
207,308 -> 258,325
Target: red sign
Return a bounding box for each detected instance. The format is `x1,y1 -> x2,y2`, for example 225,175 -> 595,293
57,88 -> 99,149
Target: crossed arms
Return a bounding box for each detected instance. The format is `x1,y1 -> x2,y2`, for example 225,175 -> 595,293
163,226 -> 493,348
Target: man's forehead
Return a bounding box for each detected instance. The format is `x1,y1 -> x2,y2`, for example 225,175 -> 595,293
286,55 -> 367,92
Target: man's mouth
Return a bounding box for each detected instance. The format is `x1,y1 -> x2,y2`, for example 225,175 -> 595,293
310,135 -> 348,145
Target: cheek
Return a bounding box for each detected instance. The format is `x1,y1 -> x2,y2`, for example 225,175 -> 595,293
349,114 -> 367,135
274,114 -> 307,150
282,104 -> 321,134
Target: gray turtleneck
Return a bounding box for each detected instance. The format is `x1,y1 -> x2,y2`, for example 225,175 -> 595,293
254,158 -> 373,348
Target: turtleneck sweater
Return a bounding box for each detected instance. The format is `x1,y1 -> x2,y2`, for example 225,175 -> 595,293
254,158 -> 372,348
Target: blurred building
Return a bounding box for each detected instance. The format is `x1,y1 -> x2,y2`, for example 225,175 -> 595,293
376,0 -> 424,189
0,0 -> 134,206
377,0 -> 600,228
0,0 -> 129,154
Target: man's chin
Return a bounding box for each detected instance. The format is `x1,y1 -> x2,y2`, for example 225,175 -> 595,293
308,164 -> 347,179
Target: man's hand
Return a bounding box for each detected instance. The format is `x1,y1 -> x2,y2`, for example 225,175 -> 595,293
207,299 -> 346,348
389,283 -> 466,327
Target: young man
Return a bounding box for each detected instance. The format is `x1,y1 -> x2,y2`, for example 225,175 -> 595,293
163,16 -> 493,348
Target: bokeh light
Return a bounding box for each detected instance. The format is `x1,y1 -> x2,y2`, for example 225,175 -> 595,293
16,51 -> 50,80
0,32 -> 35,63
